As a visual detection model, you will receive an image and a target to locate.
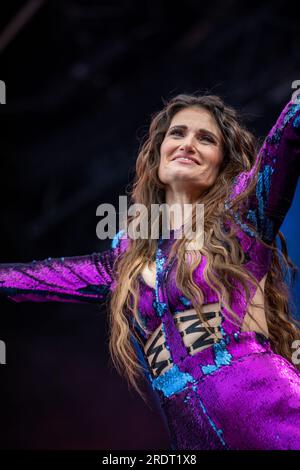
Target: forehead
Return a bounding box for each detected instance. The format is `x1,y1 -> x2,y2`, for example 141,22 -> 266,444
169,107 -> 221,137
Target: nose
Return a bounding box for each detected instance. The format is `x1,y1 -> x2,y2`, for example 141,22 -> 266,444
178,133 -> 196,152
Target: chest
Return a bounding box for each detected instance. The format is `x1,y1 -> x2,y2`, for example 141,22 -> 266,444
141,261 -> 156,289
136,248 -> 270,380
138,254 -> 269,338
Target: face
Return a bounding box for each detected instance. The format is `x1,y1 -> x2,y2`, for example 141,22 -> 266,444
158,106 -> 224,197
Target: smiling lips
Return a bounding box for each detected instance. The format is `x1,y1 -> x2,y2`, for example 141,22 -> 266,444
172,154 -> 200,165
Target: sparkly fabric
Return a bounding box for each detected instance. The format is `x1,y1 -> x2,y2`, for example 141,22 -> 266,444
131,98 -> 300,450
1,100 -> 300,449
161,333 -> 300,450
0,249 -> 123,303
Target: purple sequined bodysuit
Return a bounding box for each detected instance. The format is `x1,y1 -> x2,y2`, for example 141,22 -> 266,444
1,99 -> 300,450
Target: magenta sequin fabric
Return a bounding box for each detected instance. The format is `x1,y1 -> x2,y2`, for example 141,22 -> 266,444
160,334 -> 300,450
1,99 -> 300,449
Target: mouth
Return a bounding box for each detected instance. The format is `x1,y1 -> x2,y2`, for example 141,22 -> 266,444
172,154 -> 200,165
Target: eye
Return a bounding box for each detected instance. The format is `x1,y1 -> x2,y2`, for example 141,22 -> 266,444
169,129 -> 183,136
200,135 -> 214,143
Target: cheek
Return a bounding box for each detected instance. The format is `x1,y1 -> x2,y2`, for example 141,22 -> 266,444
160,136 -> 177,155
158,158 -> 166,181
158,154 -> 170,184
158,141 -> 170,170
160,139 -> 169,157
202,152 -> 223,182
210,151 -> 223,172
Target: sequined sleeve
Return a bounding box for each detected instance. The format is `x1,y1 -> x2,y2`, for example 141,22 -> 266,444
0,232 -> 128,304
227,98 -> 300,243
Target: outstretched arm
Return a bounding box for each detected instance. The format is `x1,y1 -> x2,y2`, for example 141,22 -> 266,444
0,232 -> 128,304
226,98 -> 300,243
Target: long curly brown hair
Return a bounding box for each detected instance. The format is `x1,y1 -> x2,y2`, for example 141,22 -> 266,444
107,93 -> 300,401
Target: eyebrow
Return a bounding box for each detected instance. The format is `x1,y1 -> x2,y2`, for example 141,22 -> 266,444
169,125 -> 219,141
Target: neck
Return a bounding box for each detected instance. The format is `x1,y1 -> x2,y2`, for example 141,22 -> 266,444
164,188 -> 202,231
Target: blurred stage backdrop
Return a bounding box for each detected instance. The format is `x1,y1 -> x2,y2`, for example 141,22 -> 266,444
0,0 -> 299,450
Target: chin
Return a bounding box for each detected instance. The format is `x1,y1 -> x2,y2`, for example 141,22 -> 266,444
171,171 -> 198,183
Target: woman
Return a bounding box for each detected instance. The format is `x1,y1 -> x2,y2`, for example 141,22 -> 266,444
1,94 -> 300,450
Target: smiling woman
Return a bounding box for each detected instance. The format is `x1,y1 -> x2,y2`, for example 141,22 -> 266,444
110,93 -> 300,450
1,93 -> 300,450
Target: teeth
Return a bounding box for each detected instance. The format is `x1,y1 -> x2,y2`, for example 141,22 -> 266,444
175,157 -> 195,162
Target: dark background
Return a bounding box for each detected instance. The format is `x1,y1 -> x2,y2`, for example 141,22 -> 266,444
0,0 -> 299,450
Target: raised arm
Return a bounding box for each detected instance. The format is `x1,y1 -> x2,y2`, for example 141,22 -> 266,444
0,232 -> 128,304
226,98 -> 300,243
